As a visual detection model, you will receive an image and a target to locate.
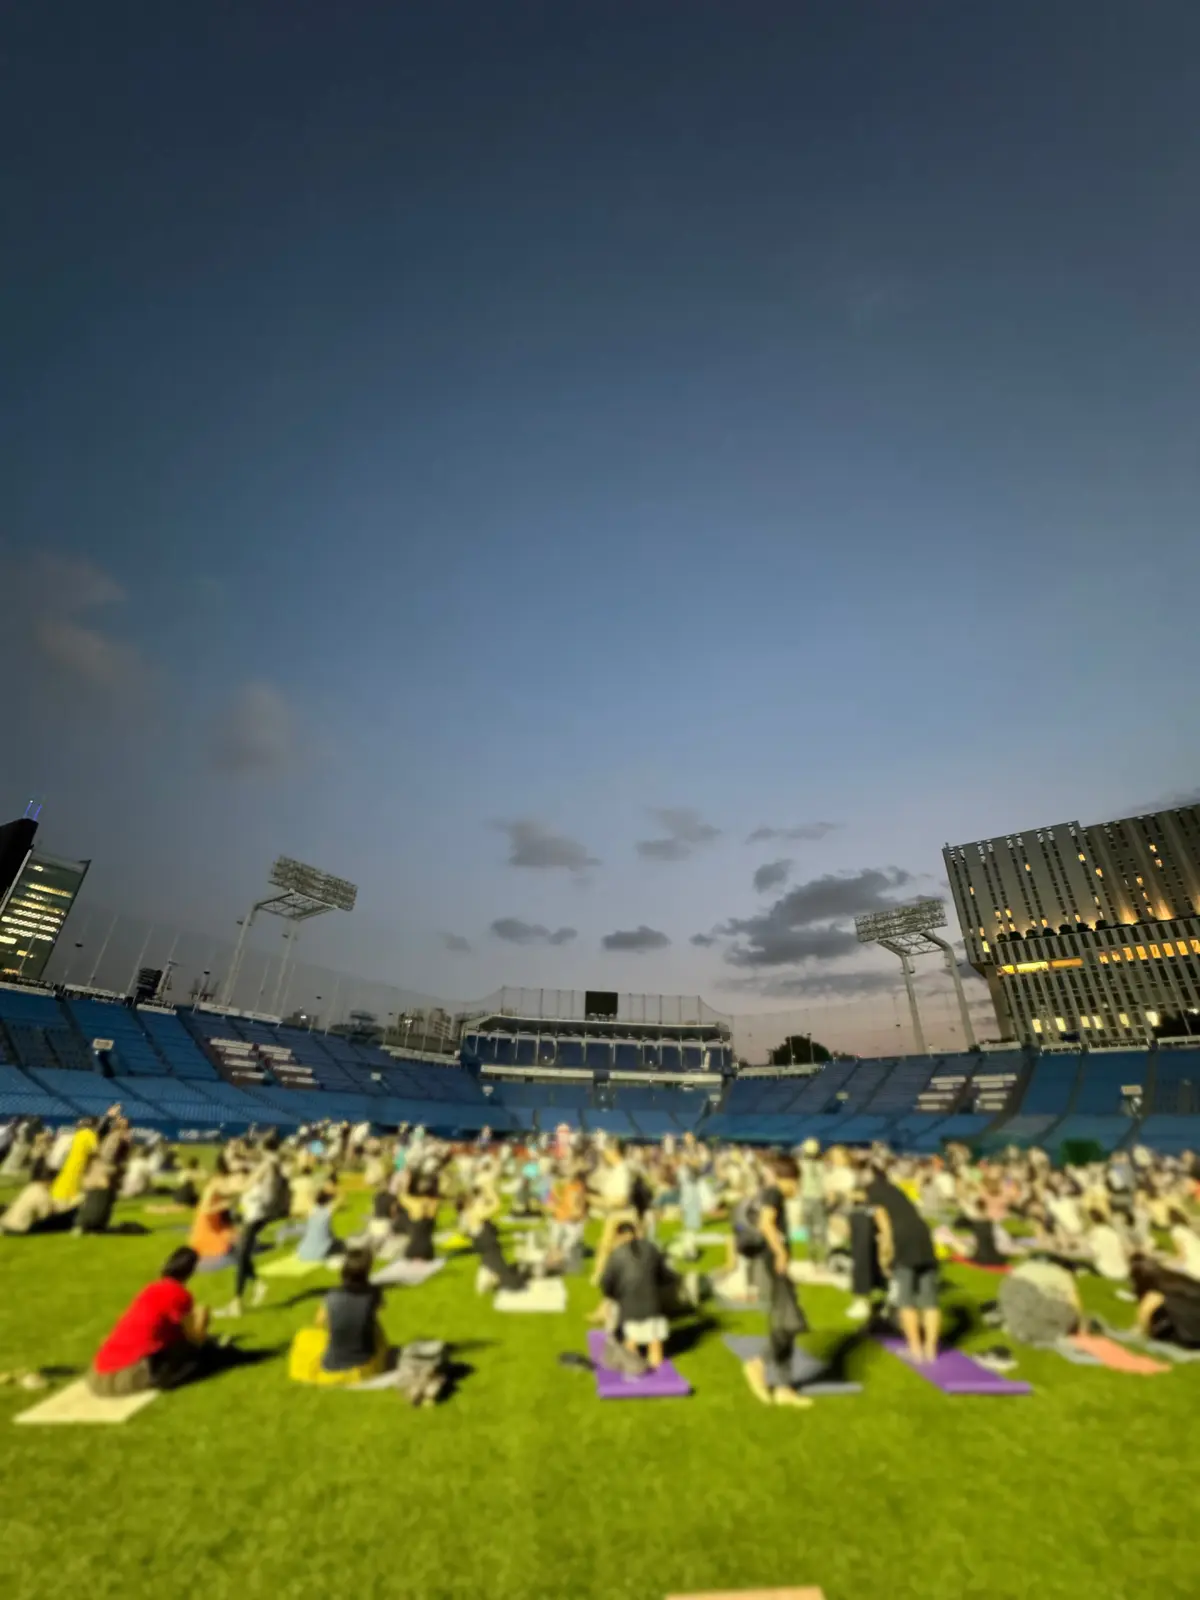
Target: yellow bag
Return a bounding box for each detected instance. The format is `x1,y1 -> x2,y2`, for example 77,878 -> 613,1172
288,1325 -> 389,1387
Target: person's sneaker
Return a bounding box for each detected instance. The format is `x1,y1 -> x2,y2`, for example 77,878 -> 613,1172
846,1298 -> 869,1321
976,1349 -> 1017,1373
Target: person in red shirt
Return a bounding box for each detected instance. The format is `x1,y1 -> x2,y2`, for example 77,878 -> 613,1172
88,1247 -> 212,1397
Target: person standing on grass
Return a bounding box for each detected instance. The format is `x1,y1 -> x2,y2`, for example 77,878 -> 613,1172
597,1219 -> 673,1372
217,1131 -> 287,1319
798,1138 -> 828,1263
88,1247 -> 214,1396
867,1164 -> 940,1364
741,1155 -> 812,1409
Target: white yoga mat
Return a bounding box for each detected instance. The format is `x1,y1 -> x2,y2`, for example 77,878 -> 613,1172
495,1277 -> 567,1313
15,1379 -> 159,1426
371,1258 -> 446,1288
259,1253 -> 340,1279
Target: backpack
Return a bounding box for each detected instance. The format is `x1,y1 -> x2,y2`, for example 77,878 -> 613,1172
393,1340 -> 449,1407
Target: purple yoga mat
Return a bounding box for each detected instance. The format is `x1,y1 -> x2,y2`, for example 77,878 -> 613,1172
876,1337 -> 1031,1395
585,1331 -> 692,1400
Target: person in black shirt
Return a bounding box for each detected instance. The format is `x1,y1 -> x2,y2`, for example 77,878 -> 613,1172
742,1156 -> 811,1408
462,1187 -> 529,1294
866,1167 -> 940,1363
598,1220 -> 673,1370
318,1247 -> 389,1377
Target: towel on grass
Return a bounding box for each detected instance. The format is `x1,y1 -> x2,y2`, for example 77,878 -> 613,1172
15,1380 -> 158,1426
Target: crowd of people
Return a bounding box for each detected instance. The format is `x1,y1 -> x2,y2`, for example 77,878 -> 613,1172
2,1109 -> 1199,1405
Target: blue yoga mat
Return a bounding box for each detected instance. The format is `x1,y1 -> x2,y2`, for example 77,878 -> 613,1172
722,1335 -> 863,1395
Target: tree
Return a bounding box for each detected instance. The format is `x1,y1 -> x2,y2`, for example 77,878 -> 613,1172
768,1034 -> 831,1067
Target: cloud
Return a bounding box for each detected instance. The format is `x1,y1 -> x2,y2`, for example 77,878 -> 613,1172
636,807 -> 720,862
602,925 -> 670,953
746,822 -> 839,845
1128,787 -> 1200,814
490,918 -> 577,947
494,819 -> 599,874
690,933 -> 717,948
723,967 -> 901,1000
443,934 -> 473,953
721,867 -> 913,969
35,554 -> 126,613
34,617 -> 146,697
209,681 -> 302,776
13,552 -> 151,707
753,859 -> 792,894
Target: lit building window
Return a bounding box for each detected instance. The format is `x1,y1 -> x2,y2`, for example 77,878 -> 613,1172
1095,868 -> 1103,878
1031,1018 -> 1043,1034
1150,944 -> 1161,959
981,939 -> 990,953
1055,1017 -> 1067,1032
1081,1017 -> 1091,1028
1025,863 -> 1032,872
1119,1013 -> 1131,1027
1099,953 -> 1108,964
1136,946 -> 1148,960
1078,853 -> 1086,862
1146,1010 -> 1160,1027
1163,942 -> 1175,957
1092,1016 -> 1103,1030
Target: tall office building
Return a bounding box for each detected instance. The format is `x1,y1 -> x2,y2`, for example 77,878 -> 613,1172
945,803 -> 1200,1045
0,848 -> 90,983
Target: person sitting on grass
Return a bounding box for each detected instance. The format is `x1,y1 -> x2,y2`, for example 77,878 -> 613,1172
0,1158 -> 72,1235
288,1247 -> 391,1386
50,1117 -> 98,1211
87,1247 -> 214,1396
75,1152 -> 120,1235
401,1165 -> 443,1262
1130,1254 -> 1200,1350
595,1219 -> 673,1373
464,1186 -> 529,1294
740,1155 -> 812,1409
1166,1208 -> 1200,1279
296,1184 -> 345,1262
867,1163 -> 940,1364
1085,1205 -> 1131,1282
189,1154 -> 243,1260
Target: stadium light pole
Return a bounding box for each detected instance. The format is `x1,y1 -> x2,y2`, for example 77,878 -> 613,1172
219,857 -> 357,1010
855,898 -> 960,1057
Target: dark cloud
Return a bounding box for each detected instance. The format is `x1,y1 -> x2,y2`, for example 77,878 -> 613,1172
1128,787 -> 1200,814
722,967 -> 901,1000
753,859 -> 792,894
690,933 -> 717,948
494,820 -> 599,874
636,807 -> 720,862
490,918 -> 577,947
721,867 -> 913,969
210,681 -> 302,776
602,925 -> 670,953
746,822 -> 839,845
443,934 -> 472,953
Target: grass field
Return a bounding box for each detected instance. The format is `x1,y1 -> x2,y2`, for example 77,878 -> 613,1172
0,1169 -> 1194,1600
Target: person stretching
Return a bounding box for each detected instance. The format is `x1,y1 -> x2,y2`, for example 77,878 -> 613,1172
597,1219 -> 673,1371
741,1155 -> 811,1408
88,1247 -> 213,1396
867,1165 -> 940,1364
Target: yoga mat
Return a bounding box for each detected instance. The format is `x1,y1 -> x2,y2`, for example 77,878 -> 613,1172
1052,1338 -> 1102,1366
722,1336 -> 863,1395
714,1294 -> 761,1312
15,1380 -> 158,1426
1068,1335 -> 1169,1375
495,1277 -> 567,1313
370,1258 -> 445,1288
587,1331 -> 691,1399
875,1337 -> 1032,1395
1146,1340 -> 1200,1364
195,1253 -> 236,1274
694,1231 -> 730,1246
259,1253 -> 340,1279
948,1257 -> 1011,1274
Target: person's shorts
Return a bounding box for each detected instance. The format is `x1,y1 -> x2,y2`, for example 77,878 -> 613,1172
622,1316 -> 669,1346
892,1263 -> 939,1310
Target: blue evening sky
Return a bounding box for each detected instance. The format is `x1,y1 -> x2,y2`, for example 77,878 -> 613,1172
2,3 -> 1197,1044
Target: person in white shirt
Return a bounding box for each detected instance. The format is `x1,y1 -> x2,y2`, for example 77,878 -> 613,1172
1085,1208 -> 1131,1281
48,1127 -> 74,1175
589,1141 -> 634,1288
1167,1209 -> 1200,1280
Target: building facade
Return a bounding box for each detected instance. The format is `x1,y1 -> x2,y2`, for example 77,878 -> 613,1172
0,849 -> 90,983
944,804 -> 1200,1045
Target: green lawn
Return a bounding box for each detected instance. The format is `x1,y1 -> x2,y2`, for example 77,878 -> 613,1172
0,1174 -> 1194,1600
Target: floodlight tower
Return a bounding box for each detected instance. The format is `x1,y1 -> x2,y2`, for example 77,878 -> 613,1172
219,856 -> 358,1012
855,898 -> 976,1055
